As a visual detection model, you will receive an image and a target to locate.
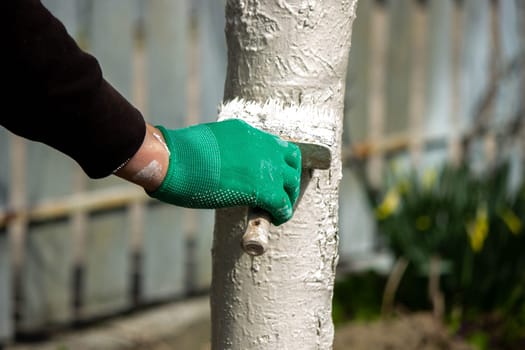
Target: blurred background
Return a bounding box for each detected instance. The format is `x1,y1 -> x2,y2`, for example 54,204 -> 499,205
0,0 -> 523,349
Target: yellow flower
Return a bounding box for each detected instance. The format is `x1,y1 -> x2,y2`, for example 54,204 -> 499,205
466,206 -> 489,253
499,208 -> 522,235
376,188 -> 400,220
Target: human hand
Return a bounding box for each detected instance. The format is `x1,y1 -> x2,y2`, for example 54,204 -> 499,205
148,119 -> 302,225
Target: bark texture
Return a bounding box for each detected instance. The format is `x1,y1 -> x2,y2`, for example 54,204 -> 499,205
212,1 -> 358,349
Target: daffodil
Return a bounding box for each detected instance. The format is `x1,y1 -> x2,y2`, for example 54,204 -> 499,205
376,188 -> 400,220
466,206 -> 489,253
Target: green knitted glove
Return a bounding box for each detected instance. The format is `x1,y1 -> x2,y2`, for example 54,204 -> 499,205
148,119 -> 301,225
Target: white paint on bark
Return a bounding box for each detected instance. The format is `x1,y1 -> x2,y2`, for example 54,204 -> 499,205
212,1 -> 358,349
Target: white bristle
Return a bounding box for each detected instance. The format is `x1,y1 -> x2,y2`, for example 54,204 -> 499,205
217,98 -> 338,147
218,98 -> 336,123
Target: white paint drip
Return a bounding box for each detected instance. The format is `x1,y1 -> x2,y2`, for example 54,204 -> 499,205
132,160 -> 163,184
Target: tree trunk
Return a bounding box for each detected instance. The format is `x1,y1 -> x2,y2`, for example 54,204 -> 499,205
212,1 -> 359,349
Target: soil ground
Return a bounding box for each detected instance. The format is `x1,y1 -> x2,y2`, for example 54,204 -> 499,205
143,312 -> 473,350
9,297 -> 473,350
333,313 -> 473,350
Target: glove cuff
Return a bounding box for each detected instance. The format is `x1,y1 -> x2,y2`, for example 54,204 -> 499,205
147,124 -> 221,207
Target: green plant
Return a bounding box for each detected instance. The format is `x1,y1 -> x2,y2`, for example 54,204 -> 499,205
368,160 -> 525,348
332,271 -> 385,325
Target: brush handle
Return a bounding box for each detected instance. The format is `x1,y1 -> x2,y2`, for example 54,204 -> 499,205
241,208 -> 271,256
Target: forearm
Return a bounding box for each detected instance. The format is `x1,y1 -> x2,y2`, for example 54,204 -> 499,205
1,0 -> 146,179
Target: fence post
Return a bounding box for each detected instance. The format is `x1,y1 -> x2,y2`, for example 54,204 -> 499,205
142,0 -> 189,303
80,0 -> 135,319
211,1 -> 359,348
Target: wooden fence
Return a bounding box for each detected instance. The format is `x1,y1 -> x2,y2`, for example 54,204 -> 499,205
0,0 -> 523,344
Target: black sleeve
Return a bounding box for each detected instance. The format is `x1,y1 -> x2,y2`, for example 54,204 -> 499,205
0,0 -> 146,179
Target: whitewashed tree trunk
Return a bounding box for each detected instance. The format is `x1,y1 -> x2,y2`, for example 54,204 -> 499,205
212,1 -> 359,349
